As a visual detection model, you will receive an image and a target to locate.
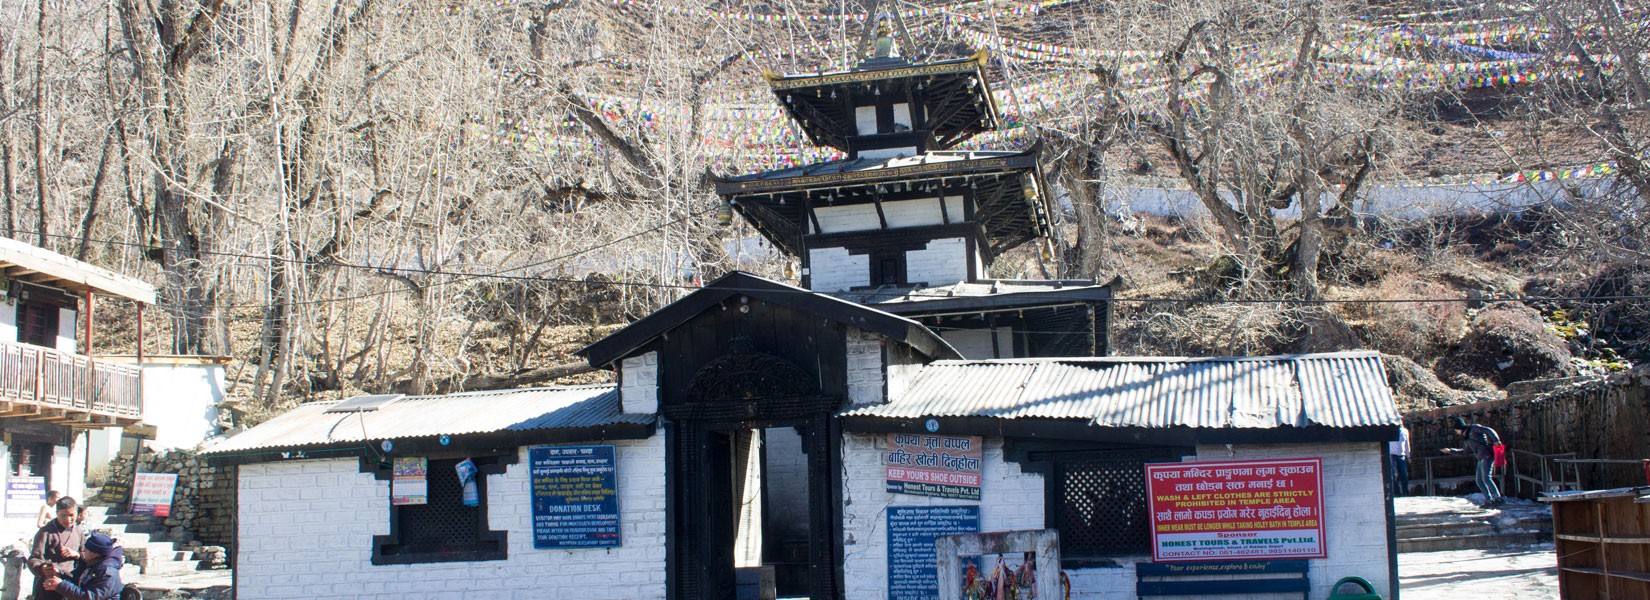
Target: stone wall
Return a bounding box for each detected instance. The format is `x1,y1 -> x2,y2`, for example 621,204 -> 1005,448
106,448 -> 236,550
1407,369 -> 1650,493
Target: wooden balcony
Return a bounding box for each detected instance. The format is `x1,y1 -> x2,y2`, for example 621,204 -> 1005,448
0,340 -> 141,427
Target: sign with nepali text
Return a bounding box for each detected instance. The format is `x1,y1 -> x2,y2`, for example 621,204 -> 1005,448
530,445 -> 620,549
884,434 -> 983,501
887,505 -> 980,600
4,476 -> 45,517
131,472 -> 178,517
1145,458 -> 1325,562
391,457 -> 428,505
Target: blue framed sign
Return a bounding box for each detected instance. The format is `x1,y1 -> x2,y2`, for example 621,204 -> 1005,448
887,505 -> 980,600
530,445 -> 621,549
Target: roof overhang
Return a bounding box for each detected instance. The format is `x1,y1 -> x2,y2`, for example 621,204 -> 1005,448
839,415 -> 1398,445
718,147 -> 1053,258
0,236 -> 156,304
869,282 -> 1113,317
765,53 -> 999,152
578,271 -> 961,368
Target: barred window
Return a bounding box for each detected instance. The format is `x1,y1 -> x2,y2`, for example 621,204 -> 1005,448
372,456 -> 507,565
1038,447 -> 1183,562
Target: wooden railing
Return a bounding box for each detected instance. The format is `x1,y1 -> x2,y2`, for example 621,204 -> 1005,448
1416,449 -> 1647,499
0,339 -> 140,419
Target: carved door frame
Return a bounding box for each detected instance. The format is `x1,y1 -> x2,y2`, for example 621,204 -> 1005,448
664,342 -> 845,600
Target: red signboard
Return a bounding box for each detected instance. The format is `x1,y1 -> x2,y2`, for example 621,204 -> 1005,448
1145,458 -> 1326,562
884,434 -> 983,500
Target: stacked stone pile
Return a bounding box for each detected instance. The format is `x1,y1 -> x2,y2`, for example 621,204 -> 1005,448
190,543 -> 230,570
122,449 -> 237,553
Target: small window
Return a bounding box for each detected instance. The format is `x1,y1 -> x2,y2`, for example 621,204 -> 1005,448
373,456 -> 508,565
17,302 -> 59,348
1043,448 -> 1181,562
878,257 -> 901,285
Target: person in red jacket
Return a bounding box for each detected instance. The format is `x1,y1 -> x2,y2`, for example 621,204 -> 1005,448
1443,416 -> 1505,508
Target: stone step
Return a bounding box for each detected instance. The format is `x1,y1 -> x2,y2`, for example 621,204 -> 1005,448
1398,530 -> 1552,553
130,582 -> 233,600
1397,520 -> 1500,540
139,558 -> 202,577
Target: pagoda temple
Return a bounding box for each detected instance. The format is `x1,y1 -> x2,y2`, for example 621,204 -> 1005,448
209,14 -> 1403,600
717,22 -> 1113,358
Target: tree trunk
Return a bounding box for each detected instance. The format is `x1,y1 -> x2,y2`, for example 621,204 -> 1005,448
1,44 -> 14,238
32,0 -> 48,247
117,0 -> 229,354
1063,143 -> 1109,279
75,127 -> 116,260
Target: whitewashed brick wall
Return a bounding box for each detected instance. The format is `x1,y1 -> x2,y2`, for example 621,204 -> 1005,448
813,203 -> 881,233
840,437 -> 1391,600
939,328 -> 1012,360
845,328 -> 885,406
55,308 -> 76,353
620,353 -> 658,414
809,246 -> 870,292
880,198 -> 945,229
906,238 -> 968,286
1197,442 -> 1394,600
840,434 -> 1045,600
0,302 -> 16,343
235,435 -> 667,600
1064,442 -> 1393,599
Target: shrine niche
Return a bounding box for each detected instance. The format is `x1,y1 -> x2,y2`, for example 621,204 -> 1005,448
687,336 -> 816,403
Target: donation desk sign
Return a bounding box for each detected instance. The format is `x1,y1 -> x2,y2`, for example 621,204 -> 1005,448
530,445 -> 620,549
131,472 -> 179,517
4,476 -> 45,516
1145,458 -> 1325,562
884,434 -> 983,500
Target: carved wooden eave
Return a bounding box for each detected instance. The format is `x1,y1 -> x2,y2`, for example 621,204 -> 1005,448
715,145 -> 1053,259
767,52 -> 998,152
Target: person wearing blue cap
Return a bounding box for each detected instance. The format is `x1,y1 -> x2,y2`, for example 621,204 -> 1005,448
41,531 -> 124,600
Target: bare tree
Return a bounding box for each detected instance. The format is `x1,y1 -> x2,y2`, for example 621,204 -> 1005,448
1097,3 -> 1400,299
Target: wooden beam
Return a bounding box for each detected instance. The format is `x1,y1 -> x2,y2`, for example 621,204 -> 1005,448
0,404 -> 41,418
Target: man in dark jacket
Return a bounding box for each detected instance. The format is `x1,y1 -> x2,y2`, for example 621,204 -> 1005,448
41,532 -> 124,600
1443,417 -> 1504,508
28,496 -> 86,600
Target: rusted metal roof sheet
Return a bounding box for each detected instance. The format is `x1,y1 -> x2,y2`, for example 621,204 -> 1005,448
202,385 -> 649,456
843,351 -> 1398,429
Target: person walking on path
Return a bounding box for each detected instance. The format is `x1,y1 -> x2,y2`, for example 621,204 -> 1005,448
41,532 -> 124,600
29,496 -> 88,600
1443,417 -> 1504,508
36,490 -> 61,529
1390,424 -> 1411,497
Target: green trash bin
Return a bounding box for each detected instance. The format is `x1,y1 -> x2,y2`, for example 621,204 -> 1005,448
1327,576 -> 1381,600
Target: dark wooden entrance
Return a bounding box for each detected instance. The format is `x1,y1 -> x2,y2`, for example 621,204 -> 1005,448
664,340 -> 845,600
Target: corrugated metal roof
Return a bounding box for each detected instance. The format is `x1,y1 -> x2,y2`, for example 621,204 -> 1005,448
202,385 -> 649,456
843,351 -> 1399,429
